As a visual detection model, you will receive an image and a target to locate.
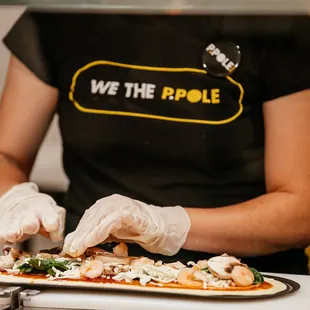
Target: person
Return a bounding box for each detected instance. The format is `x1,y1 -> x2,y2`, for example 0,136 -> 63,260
0,11 -> 309,274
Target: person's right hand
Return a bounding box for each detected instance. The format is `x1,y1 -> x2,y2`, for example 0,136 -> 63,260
0,182 -> 66,244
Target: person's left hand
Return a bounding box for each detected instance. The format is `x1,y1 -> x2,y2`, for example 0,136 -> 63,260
63,194 -> 191,257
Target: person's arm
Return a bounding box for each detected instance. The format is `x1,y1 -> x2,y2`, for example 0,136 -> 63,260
183,89 -> 310,257
63,90 -> 310,258
0,55 -> 66,244
0,55 -> 58,194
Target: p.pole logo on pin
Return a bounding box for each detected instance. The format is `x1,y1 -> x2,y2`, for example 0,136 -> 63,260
202,41 -> 241,77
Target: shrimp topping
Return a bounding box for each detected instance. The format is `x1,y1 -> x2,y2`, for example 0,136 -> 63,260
87,246 -> 131,265
207,254 -> 243,280
0,247 -> 30,270
80,259 -> 104,279
177,269 -> 203,288
231,266 -> 255,287
113,243 -> 128,257
165,261 -> 186,270
85,247 -> 114,257
4,247 -> 30,260
131,257 -> 155,268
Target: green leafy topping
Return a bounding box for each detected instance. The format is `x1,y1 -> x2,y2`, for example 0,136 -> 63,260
18,258 -> 78,276
249,267 -> 264,285
201,267 -> 211,273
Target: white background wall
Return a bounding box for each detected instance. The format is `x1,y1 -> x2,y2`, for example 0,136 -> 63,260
0,6 -> 68,252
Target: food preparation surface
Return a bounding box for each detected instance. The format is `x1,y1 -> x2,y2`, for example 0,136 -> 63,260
14,273 -> 310,310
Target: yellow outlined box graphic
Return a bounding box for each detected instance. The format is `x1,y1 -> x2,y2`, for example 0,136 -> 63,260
69,61 -> 244,125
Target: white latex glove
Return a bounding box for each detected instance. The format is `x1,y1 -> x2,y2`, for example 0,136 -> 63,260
0,182 -> 66,244
63,194 -> 191,257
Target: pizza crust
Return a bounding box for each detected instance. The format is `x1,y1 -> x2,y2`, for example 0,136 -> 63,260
0,246 -> 289,298
0,273 -> 287,297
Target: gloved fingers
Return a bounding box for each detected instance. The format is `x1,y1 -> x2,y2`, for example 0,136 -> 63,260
38,204 -> 63,234
20,215 -> 40,236
121,210 -> 150,235
62,208 -> 104,256
49,229 -> 64,243
113,229 -> 150,244
0,221 -> 8,244
49,207 -> 66,242
4,211 -> 41,243
102,236 -> 120,244
103,235 -> 135,244
68,208 -> 93,232
84,213 -> 123,246
15,214 -> 40,242
4,219 -> 23,243
108,209 -> 156,244
38,227 -> 51,238
0,233 -> 5,244
65,216 -> 121,257
63,212 -> 122,257
111,211 -> 152,244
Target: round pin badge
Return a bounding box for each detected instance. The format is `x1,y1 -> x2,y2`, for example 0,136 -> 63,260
202,41 -> 241,77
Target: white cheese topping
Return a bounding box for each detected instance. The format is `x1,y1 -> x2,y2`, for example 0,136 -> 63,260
0,252 -> 247,289
48,264 -> 81,280
0,255 -> 14,270
113,264 -> 180,286
113,265 -> 234,289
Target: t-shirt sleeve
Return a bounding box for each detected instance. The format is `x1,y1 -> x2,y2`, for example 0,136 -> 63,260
2,10 -> 57,87
260,17 -> 310,102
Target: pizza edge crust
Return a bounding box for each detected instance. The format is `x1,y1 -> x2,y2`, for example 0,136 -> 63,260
0,273 -> 287,297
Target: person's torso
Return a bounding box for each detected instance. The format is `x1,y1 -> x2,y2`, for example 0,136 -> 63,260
43,14 -> 266,216
29,13 -> 308,274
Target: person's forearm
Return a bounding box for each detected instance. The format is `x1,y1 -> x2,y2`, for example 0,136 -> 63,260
182,191 -> 310,257
0,153 -> 27,195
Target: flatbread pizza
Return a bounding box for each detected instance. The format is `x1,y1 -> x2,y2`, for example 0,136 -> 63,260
0,243 -> 287,297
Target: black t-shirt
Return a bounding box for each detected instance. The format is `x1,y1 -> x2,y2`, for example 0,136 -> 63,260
3,11 -> 310,273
